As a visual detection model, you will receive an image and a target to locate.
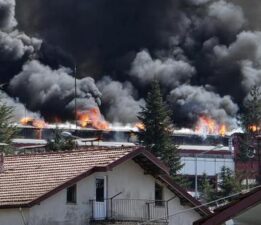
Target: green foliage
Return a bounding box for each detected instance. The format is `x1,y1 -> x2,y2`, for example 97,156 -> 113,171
46,128 -> 75,151
241,86 -> 261,134
204,167 -> 242,204
137,80 -> 184,183
0,99 -> 18,154
199,167 -> 242,204
219,166 -> 241,198
200,173 -> 216,203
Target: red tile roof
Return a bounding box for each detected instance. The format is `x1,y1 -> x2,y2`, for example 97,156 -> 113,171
0,146 -> 210,217
0,147 -> 137,207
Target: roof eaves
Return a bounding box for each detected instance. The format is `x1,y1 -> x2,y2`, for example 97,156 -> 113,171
27,166 -> 107,207
193,186 -> 261,225
0,203 -> 30,209
159,174 -> 211,216
139,150 -> 170,175
105,147 -> 144,171
105,148 -> 169,175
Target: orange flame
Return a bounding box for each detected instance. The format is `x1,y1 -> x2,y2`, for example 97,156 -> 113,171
20,117 -> 33,125
249,124 -> 260,133
20,117 -> 46,139
77,107 -> 109,130
20,117 -> 46,129
32,119 -> 46,129
135,122 -> 145,131
195,116 -> 227,136
219,124 -> 227,137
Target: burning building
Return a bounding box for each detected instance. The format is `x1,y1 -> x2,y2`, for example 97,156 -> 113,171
1,0 -> 257,195
0,0 -> 260,133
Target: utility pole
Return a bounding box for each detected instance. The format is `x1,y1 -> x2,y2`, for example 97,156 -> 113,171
74,65 -> 77,132
256,135 -> 261,184
194,145 -> 224,199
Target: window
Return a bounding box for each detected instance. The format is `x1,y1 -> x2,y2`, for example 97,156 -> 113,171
67,184 -> 77,204
96,178 -> 104,202
155,183 -> 164,206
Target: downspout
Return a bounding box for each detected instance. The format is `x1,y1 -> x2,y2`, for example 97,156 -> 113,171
19,207 -> 28,225
166,196 -> 177,223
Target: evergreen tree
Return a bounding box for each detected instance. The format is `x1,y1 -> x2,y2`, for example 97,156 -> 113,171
46,127 -> 74,151
138,80 -> 184,181
200,173 -> 215,203
199,167 -> 241,204
218,166 -> 241,202
0,98 -> 18,154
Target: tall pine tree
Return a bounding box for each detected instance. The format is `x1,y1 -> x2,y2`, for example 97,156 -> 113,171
200,173 -> 215,203
138,80 -> 184,180
218,166 -> 241,202
0,96 -> 18,154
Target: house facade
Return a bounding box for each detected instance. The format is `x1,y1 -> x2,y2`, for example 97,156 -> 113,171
0,147 -> 209,225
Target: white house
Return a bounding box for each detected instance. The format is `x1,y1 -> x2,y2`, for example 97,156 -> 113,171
0,147 -> 210,225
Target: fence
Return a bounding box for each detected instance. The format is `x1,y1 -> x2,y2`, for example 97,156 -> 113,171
90,198 -> 168,222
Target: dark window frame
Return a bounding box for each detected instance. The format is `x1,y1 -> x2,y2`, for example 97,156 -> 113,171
67,184 -> 77,204
96,178 -> 105,202
155,182 -> 164,207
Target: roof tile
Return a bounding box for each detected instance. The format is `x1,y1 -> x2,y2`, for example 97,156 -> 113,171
0,147 -> 136,207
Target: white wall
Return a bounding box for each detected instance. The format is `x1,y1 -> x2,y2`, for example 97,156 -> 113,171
0,159 -> 202,225
164,185 -> 201,225
0,208 -> 29,225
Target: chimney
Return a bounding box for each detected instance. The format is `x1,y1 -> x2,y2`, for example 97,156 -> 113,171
0,153 -> 4,173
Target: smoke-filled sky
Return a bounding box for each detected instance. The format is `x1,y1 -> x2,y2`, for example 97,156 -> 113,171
1,0 -> 261,128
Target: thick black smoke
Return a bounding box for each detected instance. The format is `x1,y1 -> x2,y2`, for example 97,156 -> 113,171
16,0 -> 181,78
0,90 -> 38,121
9,60 -> 101,120
1,0 -> 261,128
0,0 -> 102,122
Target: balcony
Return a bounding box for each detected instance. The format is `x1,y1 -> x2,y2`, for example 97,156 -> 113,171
90,198 -> 169,223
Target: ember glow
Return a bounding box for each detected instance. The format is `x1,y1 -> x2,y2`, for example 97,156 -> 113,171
249,125 -> 261,133
195,116 -> 227,136
77,107 -> 109,130
135,122 -> 145,131
20,117 -> 46,129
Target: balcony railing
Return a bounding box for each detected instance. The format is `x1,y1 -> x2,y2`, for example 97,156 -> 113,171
90,198 -> 169,222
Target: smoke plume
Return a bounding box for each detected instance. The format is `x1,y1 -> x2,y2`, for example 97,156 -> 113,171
9,60 -> 101,120
130,50 -> 195,88
0,0 -> 260,128
168,85 -> 239,127
0,90 -> 38,120
97,77 -> 144,123
0,0 -> 101,122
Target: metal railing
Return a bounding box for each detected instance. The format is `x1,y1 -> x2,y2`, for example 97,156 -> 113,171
90,198 -> 168,222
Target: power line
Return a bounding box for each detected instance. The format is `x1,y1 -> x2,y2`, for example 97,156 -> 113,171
139,185 -> 261,224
